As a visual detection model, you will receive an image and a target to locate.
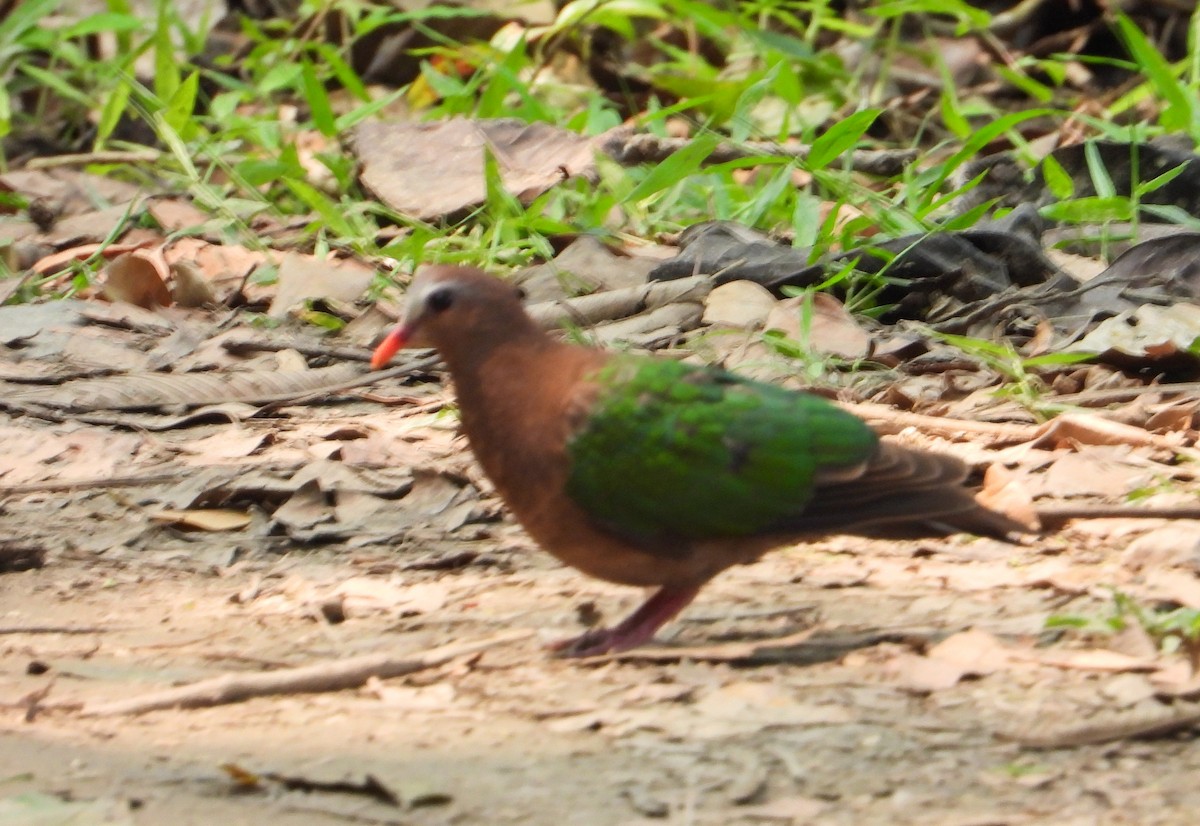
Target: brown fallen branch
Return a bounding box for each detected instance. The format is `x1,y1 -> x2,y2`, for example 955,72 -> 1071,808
607,627 -> 943,666
996,700 -> 1200,749
1035,503 -> 1200,524
78,629 -> 531,717
0,625 -> 110,635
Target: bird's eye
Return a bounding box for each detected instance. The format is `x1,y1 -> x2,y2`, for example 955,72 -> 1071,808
426,287 -> 454,313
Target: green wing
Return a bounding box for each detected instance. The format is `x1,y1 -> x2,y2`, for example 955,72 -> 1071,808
565,357 -> 878,542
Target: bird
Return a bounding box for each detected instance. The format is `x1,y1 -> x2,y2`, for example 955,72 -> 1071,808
371,266 -> 1026,657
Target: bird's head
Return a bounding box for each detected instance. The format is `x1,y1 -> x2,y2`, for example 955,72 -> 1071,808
371,266 -> 528,369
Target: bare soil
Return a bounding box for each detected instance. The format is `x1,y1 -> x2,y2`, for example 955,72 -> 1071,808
3,394 -> 1200,826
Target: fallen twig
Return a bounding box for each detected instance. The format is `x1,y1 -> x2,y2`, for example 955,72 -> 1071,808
77,629 -> 531,717
221,336 -> 380,363
0,625 -> 110,635
1035,504 -> 1200,524
844,401 -> 1040,443
996,700 -> 1200,749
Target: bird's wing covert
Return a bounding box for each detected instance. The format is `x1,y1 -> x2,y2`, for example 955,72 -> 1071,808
564,358 -> 878,542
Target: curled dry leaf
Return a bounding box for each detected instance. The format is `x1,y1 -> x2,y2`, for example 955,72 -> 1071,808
1034,413 -> 1189,451
976,463 -> 1040,531
101,249 -> 172,309
31,241 -> 151,276
701,279 -> 777,328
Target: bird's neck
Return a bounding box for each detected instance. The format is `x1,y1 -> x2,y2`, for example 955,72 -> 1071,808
439,330 -> 605,514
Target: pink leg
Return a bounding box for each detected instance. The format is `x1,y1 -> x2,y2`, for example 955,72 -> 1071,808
550,585 -> 703,658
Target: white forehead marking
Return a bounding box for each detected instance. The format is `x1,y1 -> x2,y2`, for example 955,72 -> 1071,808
404,271 -> 454,319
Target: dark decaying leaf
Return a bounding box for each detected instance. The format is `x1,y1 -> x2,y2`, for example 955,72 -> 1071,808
649,211 -> 1061,320
958,141 -> 1200,219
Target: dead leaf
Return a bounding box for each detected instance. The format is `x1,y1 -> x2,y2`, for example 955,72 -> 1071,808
701,279 -> 777,328
976,463 -> 1040,531
273,480 -> 332,531
926,629 -> 1012,675
883,651 -> 968,692
31,240 -> 151,275
1121,523 -> 1200,573
1034,413 -> 1190,451
1142,568 -> 1200,609
1031,450 -> 1154,499
268,252 -> 374,318
764,292 -> 871,359
335,577 -> 448,617
178,429 -> 269,463
101,249 -> 172,309
147,198 -> 213,232
367,681 -> 456,709
736,796 -> 829,821
352,118 -> 596,221
150,508 -> 252,531
1100,673 -> 1157,707
1028,649 -> 1161,673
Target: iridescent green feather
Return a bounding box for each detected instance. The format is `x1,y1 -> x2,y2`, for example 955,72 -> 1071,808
565,357 -> 878,542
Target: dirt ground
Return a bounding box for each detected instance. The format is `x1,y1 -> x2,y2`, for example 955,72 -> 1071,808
4,387 -> 1200,826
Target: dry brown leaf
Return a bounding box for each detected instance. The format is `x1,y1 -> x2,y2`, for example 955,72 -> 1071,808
178,430 -> 269,463
366,681 -> 456,709
1100,673 -> 1157,707
162,239 -> 275,303
353,118 -> 595,221
101,249 -> 172,309
1121,523 -> 1200,573
1033,450 -> 1153,499
335,577 -> 448,617
883,651 -> 968,692
764,292 -> 871,359
736,796 -> 829,822
1150,661 -> 1200,697
150,508 -> 252,531
1035,413 -> 1190,452
1075,302 -> 1200,363
701,280 -> 777,328
1142,568 -> 1200,609
146,198 -> 213,232
0,425 -> 147,486
267,252 -> 374,318
1027,649 -> 1161,673
976,463 -> 1040,531
926,629 -> 1013,675
31,240 -> 152,276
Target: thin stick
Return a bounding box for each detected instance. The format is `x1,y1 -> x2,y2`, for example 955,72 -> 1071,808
77,629 -> 531,717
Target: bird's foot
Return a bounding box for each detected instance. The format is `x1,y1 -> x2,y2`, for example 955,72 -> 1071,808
548,584 -> 703,658
547,627 -> 629,658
